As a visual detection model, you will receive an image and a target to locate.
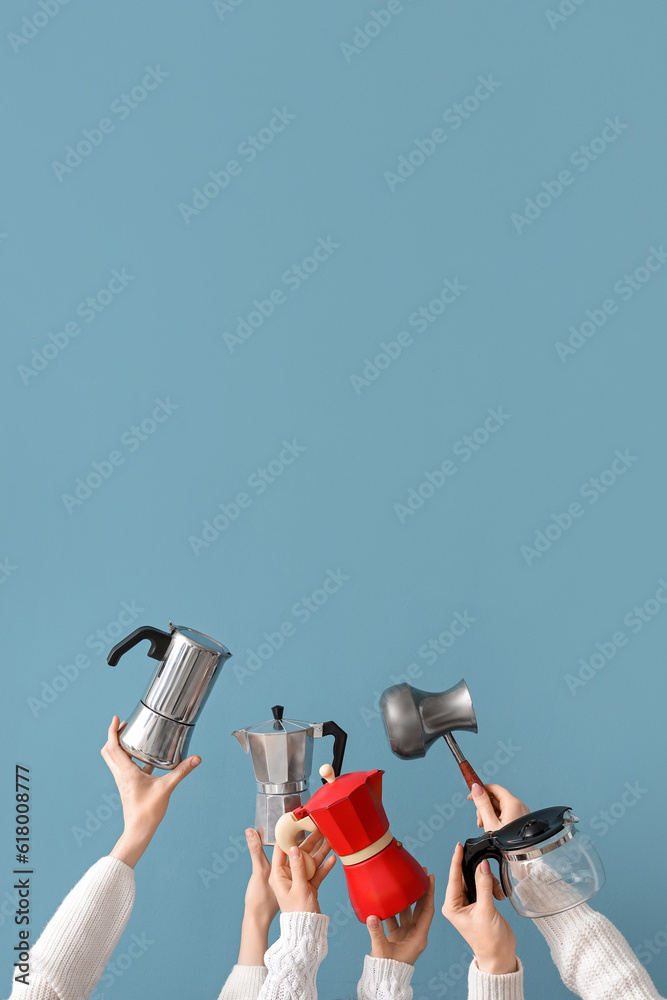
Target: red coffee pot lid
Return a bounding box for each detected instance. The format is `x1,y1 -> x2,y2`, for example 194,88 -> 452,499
293,767 -> 388,855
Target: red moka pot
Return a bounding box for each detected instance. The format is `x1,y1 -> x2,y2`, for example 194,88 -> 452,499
274,764 -> 429,922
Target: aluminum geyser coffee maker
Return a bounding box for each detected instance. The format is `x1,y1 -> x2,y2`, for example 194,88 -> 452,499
233,706 -> 347,844
108,623 -> 231,770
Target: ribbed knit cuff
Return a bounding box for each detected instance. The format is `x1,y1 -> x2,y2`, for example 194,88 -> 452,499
468,957 -> 524,1000
278,911 -> 329,953
218,964 -> 268,1000
361,955 -> 414,1000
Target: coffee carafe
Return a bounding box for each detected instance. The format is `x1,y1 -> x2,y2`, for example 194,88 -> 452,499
232,706 -> 347,845
462,806 -> 606,918
275,765 -> 430,922
108,623 -> 231,770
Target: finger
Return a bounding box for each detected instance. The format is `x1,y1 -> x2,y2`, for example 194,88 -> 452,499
141,763 -> 155,774
384,916 -> 399,934
492,875 -> 505,902
470,784 -> 503,832
288,846 -> 310,888
245,828 -> 268,870
474,859 -> 497,915
309,838 -> 333,867
270,844 -> 291,889
162,755 -> 201,790
366,915 -> 387,952
398,906 -> 413,927
444,843 -> 466,911
413,874 -> 436,925
300,830 -> 325,855
310,853 -> 336,889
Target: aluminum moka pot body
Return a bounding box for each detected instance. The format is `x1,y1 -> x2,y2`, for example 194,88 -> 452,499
108,623 -> 231,770
232,707 -> 347,845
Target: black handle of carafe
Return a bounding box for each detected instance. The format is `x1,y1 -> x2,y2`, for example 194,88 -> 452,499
462,833 -> 506,902
107,626 -> 172,666
320,721 -> 347,781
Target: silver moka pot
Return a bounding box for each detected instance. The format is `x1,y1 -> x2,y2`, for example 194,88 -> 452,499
108,623 -> 232,770
233,706 -> 347,844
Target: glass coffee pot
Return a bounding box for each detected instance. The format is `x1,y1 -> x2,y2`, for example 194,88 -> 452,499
462,806 -> 605,918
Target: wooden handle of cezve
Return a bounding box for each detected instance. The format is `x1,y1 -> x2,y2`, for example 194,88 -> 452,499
459,759 -> 485,791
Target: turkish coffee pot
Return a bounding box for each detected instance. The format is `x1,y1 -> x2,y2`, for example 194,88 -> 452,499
108,623 -> 231,770
233,706 -> 347,845
463,806 -> 606,918
275,764 -> 430,922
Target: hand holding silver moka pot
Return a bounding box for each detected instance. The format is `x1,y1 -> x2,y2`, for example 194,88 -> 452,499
108,623 -> 231,770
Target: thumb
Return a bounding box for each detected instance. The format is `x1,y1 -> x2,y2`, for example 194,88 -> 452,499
470,783 -> 501,831
474,859 -> 497,914
366,915 -> 387,951
164,755 -> 201,791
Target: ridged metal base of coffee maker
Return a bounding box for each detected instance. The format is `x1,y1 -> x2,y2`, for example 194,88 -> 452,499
256,792 -> 304,845
119,702 -> 192,770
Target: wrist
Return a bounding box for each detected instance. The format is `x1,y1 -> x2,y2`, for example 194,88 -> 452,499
242,910 -> 275,934
110,826 -> 156,868
475,953 -> 518,975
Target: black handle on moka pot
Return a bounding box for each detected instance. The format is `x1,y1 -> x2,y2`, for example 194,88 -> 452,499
107,626 -> 172,665
320,721 -> 347,782
461,834 -> 505,903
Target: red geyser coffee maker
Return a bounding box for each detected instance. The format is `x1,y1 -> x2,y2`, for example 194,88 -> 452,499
274,764 -> 429,922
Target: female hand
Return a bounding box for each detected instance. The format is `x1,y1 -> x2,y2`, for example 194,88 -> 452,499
365,872 -> 436,966
468,783 -> 530,831
442,843 -> 517,975
269,835 -> 336,914
102,715 -> 201,867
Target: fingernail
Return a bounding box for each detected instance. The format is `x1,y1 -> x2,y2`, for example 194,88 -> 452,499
290,846 -> 300,860
191,757 -> 201,767
245,829 -> 254,841
471,783 -> 484,798
368,916 -> 379,929
480,859 -> 491,874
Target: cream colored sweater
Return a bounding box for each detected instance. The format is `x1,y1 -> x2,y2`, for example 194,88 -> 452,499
4,856 -> 664,1000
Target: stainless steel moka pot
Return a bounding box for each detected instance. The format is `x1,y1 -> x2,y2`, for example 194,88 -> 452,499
108,623 -> 231,770
232,706 -> 347,845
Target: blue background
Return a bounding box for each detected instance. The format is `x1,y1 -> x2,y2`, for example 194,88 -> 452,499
1,0 -> 666,997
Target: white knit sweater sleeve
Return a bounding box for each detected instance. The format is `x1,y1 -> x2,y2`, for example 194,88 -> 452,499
516,860 -> 664,999
357,954 -> 414,1000
6,855 -> 135,1000
217,965 -> 268,1000
466,958 -> 525,1000
256,912 -> 328,1000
